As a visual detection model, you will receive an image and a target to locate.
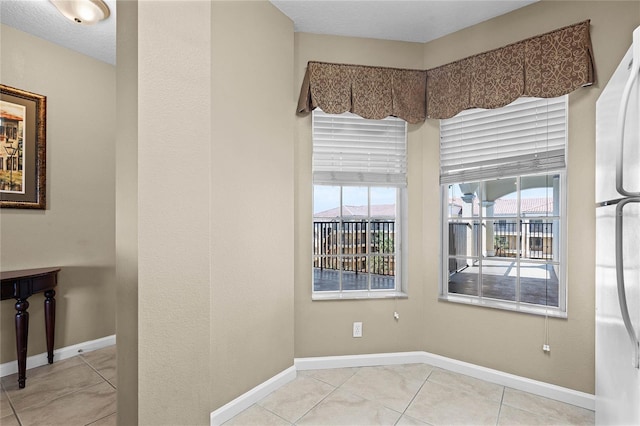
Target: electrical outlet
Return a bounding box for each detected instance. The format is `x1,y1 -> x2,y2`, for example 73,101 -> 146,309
543,344 -> 551,352
353,322 -> 363,338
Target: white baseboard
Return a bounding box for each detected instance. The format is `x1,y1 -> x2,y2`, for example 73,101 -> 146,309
419,352 -> 595,411
0,334 -> 116,378
294,351 -> 427,370
295,351 -> 595,411
210,366 -> 296,426
210,351 -> 594,425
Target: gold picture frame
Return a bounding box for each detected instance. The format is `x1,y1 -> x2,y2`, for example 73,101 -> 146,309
0,84 -> 47,209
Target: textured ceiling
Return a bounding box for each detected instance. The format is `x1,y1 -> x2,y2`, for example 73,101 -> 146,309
0,0 -> 116,65
269,0 -> 537,43
0,1 -> 536,67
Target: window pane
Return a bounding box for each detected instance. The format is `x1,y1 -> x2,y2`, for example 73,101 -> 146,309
342,257 -> 368,290
521,174 -> 559,217
448,220 -> 479,257
314,185 -> 340,216
439,97 -> 566,314
489,219 -> 519,258
343,186 -> 368,217
370,256 -> 395,290
342,221 -> 367,255
371,187 -> 396,217
370,255 -> 395,277
371,220 -> 395,254
520,262 -> 559,307
482,177 -> 517,218
313,221 -> 339,256
448,259 -> 479,296
313,257 -> 339,291
522,219 -> 556,261
448,183 -> 480,218
480,259 -> 517,302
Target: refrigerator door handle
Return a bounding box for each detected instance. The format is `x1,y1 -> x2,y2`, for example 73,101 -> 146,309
616,197 -> 640,368
616,36 -> 640,197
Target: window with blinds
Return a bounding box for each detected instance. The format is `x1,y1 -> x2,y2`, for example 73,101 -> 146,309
440,96 -> 567,184
312,109 -> 408,299
312,110 -> 407,185
439,96 -> 568,317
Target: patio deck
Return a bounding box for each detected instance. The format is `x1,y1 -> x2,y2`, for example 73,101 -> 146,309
313,260 -> 558,307
313,268 -> 395,291
448,259 -> 559,306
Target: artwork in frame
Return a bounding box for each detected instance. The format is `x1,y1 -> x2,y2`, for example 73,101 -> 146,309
0,84 -> 46,209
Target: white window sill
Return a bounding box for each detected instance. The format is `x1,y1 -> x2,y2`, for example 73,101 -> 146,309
313,291 -> 408,301
438,294 -> 567,318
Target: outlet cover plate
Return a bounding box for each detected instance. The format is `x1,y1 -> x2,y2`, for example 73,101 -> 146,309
353,322 -> 363,338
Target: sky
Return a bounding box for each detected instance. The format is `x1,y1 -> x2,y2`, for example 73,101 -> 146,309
313,185 -> 397,214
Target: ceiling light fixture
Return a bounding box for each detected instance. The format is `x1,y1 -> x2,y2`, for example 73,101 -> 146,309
50,0 -> 110,25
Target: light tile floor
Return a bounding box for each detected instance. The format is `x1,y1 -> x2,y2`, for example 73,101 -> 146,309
0,348 -> 595,426
225,364 -> 595,426
0,346 -> 116,426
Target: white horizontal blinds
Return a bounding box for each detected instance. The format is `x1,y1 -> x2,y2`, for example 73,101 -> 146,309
440,96 -> 567,184
313,110 -> 407,185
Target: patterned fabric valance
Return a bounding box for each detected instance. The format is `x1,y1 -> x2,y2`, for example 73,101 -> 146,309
426,20 -> 594,118
297,62 -> 427,124
297,20 -> 594,122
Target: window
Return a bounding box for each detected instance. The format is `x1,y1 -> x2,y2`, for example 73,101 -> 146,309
440,96 -> 567,316
312,110 -> 407,299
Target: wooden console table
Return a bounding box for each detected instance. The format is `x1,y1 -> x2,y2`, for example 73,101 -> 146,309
1,267 -> 59,388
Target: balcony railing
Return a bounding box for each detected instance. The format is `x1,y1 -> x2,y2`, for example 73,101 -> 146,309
494,221 -> 553,260
449,220 -> 554,274
313,220 -> 395,276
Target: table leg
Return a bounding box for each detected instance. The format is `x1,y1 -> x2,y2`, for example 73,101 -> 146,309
15,299 -> 29,389
44,290 -> 56,364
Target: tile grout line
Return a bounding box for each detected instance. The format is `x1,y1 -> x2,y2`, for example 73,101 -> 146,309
428,368 -> 508,404
303,368 -> 360,389
84,411 -> 118,426
2,381 -> 23,426
394,367 -> 434,425
291,377 -> 342,425
305,365 -> 433,424
287,369 -> 364,425
9,355 -> 113,424
495,385 -> 506,426
78,354 -> 116,391
12,380 -> 106,419
252,375 -> 339,425
246,395 -> 294,426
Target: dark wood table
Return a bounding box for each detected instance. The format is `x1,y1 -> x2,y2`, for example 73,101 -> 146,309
1,267 -> 60,388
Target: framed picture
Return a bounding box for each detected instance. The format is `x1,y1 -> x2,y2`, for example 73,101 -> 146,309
0,84 -> 46,209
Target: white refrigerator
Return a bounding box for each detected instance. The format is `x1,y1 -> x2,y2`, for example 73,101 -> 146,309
595,25 -> 640,425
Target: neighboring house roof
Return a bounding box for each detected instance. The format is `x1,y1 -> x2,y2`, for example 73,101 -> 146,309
449,197 -> 554,216
314,198 -> 553,219
0,111 -> 24,122
315,204 -> 396,218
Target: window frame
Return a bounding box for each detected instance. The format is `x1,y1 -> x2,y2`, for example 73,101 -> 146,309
439,172 -> 568,317
312,183 -> 408,300
438,96 -> 568,317
311,110 -> 408,300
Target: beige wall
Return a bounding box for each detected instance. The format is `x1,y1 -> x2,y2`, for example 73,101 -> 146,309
294,1 -> 640,394
210,0 -> 295,410
0,25 -> 116,363
294,34 -> 428,357
135,1 -> 295,422
420,0 -> 639,395
5,1 -> 638,419
115,0 -> 138,424
137,1 -> 213,423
